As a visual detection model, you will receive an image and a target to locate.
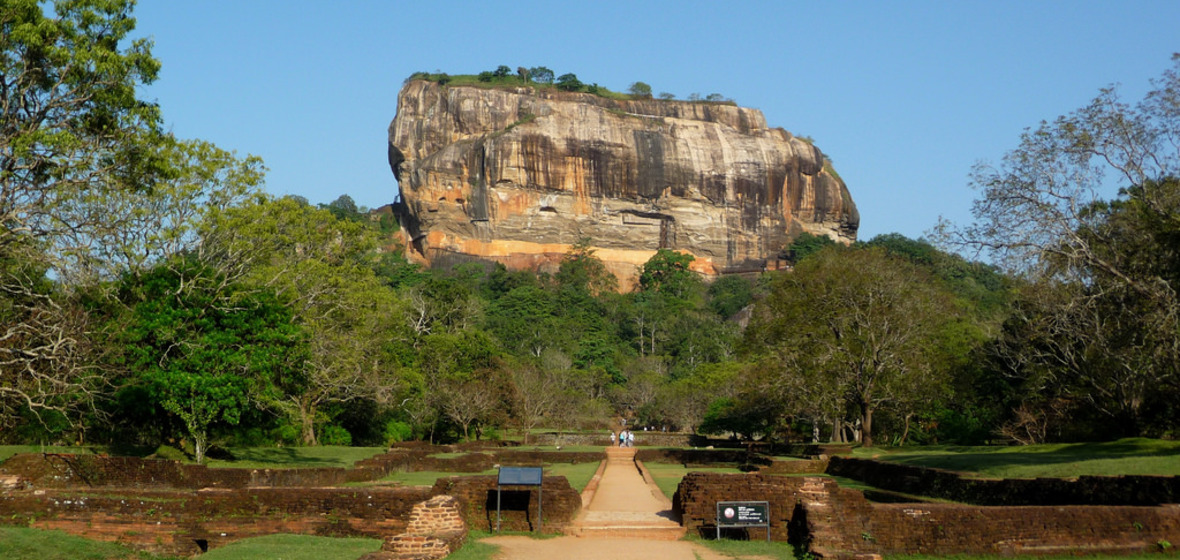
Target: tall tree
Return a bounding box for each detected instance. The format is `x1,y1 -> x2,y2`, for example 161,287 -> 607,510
946,56 -> 1180,438
203,195 -> 405,445
1,0 -> 162,426
119,259 -> 303,463
745,246 -> 958,446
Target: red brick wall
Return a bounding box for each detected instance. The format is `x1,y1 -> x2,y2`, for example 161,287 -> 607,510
828,456 -> 1180,506
429,475 -> 581,533
672,472 -> 1180,559
0,486 -> 434,556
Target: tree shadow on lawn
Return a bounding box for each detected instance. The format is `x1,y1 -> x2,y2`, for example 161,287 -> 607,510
877,439 -> 1180,477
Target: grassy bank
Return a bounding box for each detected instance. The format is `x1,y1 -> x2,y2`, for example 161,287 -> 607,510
856,438 -> 1180,478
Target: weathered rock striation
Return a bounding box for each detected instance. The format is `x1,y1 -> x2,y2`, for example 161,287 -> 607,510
388,80 -> 858,285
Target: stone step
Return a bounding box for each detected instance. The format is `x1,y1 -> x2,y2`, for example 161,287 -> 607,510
563,524 -> 687,540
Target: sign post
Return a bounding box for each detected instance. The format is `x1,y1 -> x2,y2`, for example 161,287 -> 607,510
716,500 -> 771,542
496,466 -> 544,532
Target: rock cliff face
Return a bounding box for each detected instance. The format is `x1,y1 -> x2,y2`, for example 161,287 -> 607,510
388,80 -> 858,285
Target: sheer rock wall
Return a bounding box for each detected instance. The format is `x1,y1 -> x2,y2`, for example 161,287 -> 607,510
388,81 -> 859,285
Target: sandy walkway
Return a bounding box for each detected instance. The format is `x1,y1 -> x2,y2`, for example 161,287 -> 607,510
480,447 -> 736,559
480,534 -> 734,560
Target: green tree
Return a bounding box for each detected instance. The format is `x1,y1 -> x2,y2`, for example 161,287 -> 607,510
786,232 -> 836,263
638,250 -> 699,299
120,259 -> 303,462
628,81 -> 652,98
555,73 -> 582,92
745,246 -> 959,446
946,56 -> 1180,438
556,238 -> 617,296
528,66 -> 554,84
707,275 -> 754,319
204,195 -> 406,445
1,0 -> 167,427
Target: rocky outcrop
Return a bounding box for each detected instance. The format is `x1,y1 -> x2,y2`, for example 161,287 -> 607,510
388,80 -> 858,285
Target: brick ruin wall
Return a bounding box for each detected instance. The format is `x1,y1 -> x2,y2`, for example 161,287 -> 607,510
0,450 -> 587,556
828,456 -> 1180,506
8,448 -> 1180,558
674,472 -> 1180,559
428,475 -> 581,533
0,447 -> 604,490
0,486 -> 434,556
364,495 -> 468,560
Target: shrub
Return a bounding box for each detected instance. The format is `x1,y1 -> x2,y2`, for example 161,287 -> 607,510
384,421 -> 413,445
319,425 -> 353,446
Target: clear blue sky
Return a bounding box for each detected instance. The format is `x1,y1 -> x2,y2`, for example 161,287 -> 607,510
133,1 -> 1179,241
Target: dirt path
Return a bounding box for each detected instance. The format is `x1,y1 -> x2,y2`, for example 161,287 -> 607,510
480,447 -> 740,560
480,534 -> 735,560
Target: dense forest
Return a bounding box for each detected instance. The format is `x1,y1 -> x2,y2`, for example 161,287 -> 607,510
4,3 -> 1179,461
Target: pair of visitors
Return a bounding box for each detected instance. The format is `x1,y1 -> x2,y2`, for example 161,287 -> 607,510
618,429 -> 635,447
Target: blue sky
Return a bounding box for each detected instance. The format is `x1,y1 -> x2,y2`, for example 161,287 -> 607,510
133,1 -> 1179,241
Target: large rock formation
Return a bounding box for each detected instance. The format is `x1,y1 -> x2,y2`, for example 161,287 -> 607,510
388,80 -> 858,285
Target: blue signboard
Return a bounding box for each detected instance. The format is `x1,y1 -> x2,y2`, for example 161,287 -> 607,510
496,466 -> 545,532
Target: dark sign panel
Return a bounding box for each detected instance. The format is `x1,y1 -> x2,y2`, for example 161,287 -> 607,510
716,501 -> 769,525
498,466 -> 544,486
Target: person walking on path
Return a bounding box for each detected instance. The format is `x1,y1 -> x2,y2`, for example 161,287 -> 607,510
626,430 -> 635,447
609,431 -> 616,446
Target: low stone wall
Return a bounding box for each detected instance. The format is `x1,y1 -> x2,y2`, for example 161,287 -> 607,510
636,448 -> 765,467
364,495 -> 467,560
0,448 -> 606,491
673,472 -> 804,541
429,475 -> 581,533
865,502 -> 1180,557
0,453 -> 389,490
828,456 -> 1180,506
673,472 -> 1180,559
0,486 -> 434,556
761,458 -> 829,474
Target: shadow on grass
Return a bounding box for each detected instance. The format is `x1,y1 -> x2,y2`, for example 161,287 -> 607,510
877,438 -> 1180,477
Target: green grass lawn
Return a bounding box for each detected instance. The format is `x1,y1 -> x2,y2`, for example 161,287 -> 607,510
856,438 -> 1180,478
203,445 -> 387,469
0,527 -> 381,560
643,463 -> 745,499
0,526 -> 165,560
362,460 -> 602,492
686,534 -> 798,559
198,533 -> 380,560
0,444 -> 387,470
0,445 -> 100,463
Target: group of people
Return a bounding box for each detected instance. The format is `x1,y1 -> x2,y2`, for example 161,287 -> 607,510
610,429 -> 635,447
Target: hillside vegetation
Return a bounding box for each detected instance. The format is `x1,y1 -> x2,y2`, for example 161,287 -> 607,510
4,1 -> 1180,457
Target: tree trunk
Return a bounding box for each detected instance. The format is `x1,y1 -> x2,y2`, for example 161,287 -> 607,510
862,406 -> 875,447
299,402 -> 318,446
193,429 -> 208,464
898,413 -> 913,446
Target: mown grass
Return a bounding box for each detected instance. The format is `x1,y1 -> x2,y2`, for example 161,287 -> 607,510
886,554 -> 1174,560
643,462 -> 745,499
363,460 -> 602,492
0,526 -> 167,560
686,534 -> 798,559
0,445 -> 101,463
198,533 -> 380,560
201,446 -> 387,469
446,530 -> 500,560
0,527 -> 382,560
856,438 -> 1180,478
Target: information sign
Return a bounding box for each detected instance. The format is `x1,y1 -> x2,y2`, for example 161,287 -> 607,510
715,500 -> 771,541
496,466 -> 544,532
